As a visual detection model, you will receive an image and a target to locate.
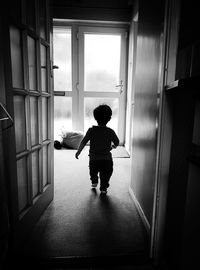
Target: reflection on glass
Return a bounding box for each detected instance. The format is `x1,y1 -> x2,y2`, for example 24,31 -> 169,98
54,97 -> 72,139
10,26 -> 23,89
53,28 -> 72,91
30,96 -> 39,146
32,150 -> 39,199
84,98 -> 119,134
14,95 -> 26,153
28,36 -> 37,90
26,0 -> 36,30
40,45 -> 47,92
192,101 -> 200,145
42,145 -> 48,188
17,157 -> 28,213
42,97 -> 48,141
84,34 -> 121,92
39,0 -> 46,40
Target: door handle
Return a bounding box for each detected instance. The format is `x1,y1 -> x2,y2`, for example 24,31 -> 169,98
53,65 -> 59,69
115,80 -> 123,94
0,102 -> 14,130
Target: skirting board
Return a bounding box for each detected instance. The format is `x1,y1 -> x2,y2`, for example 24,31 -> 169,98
128,186 -> 150,233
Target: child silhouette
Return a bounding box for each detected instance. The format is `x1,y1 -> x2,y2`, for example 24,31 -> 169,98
75,104 -> 119,194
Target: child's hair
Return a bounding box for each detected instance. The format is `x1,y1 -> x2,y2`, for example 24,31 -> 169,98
93,104 -> 112,125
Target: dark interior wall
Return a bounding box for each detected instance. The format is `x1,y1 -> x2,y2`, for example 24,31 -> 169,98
164,0 -> 200,267
130,0 -> 165,223
52,0 -> 133,21
0,14 -> 10,265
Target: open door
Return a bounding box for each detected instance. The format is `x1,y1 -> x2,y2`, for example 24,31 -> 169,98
2,0 -> 54,249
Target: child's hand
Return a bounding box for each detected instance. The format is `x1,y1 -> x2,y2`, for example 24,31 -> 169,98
111,144 -> 117,150
75,152 -> 79,159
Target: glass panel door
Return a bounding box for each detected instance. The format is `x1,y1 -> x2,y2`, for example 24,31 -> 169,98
79,27 -> 127,143
6,0 -> 54,246
53,25 -> 127,144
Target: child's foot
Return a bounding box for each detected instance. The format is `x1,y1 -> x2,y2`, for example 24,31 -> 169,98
91,183 -> 98,188
100,190 -> 107,194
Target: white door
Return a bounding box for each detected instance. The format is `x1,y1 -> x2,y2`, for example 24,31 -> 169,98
53,24 -> 127,144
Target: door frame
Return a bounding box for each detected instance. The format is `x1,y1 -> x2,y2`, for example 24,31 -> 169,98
53,20 -> 129,144
150,0 -> 180,264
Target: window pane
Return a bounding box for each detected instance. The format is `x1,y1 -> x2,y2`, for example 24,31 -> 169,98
42,145 -> 48,188
10,26 -> 23,89
17,157 -> 28,213
27,36 -> 37,90
84,98 -> 119,134
30,96 -> 39,146
32,150 -> 39,199
84,34 -> 121,92
54,97 -> 72,139
14,95 -> 26,153
53,28 -> 72,91
40,45 -> 47,92
42,97 -> 48,141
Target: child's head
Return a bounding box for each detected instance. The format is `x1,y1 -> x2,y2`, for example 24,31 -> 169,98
93,104 -> 112,126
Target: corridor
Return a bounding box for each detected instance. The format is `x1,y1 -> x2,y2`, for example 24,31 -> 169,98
22,147 -> 149,268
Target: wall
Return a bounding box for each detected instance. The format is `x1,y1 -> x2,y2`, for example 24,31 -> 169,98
0,14 -> 10,266
53,0 -> 132,22
130,0 -> 165,224
163,0 -> 200,267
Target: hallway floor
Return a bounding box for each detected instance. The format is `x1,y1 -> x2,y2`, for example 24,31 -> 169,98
23,147 -> 149,268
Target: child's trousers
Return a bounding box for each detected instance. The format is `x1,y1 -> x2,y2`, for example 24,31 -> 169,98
89,159 -> 113,191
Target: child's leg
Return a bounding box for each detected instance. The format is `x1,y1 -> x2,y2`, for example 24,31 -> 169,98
99,160 -> 113,191
89,160 -> 99,184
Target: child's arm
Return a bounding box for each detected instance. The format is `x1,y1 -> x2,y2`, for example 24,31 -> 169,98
75,129 -> 91,159
111,130 -> 120,149
75,141 -> 86,159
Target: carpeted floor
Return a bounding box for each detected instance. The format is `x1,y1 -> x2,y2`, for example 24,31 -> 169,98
24,147 -> 148,261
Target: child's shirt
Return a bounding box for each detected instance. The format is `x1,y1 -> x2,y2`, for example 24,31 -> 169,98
81,125 -> 119,160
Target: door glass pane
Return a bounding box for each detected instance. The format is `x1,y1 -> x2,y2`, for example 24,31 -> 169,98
10,26 -> 23,89
32,150 -> 39,199
40,45 -> 47,92
42,145 -> 48,188
17,157 -> 28,213
39,0 -> 47,40
193,100 -> 200,145
30,96 -> 39,146
26,0 -> 36,31
84,34 -> 121,92
10,1 -> 21,22
53,28 -> 72,91
84,98 -> 119,134
54,97 -> 72,139
27,36 -> 37,91
42,97 -> 48,141
14,95 -> 26,153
